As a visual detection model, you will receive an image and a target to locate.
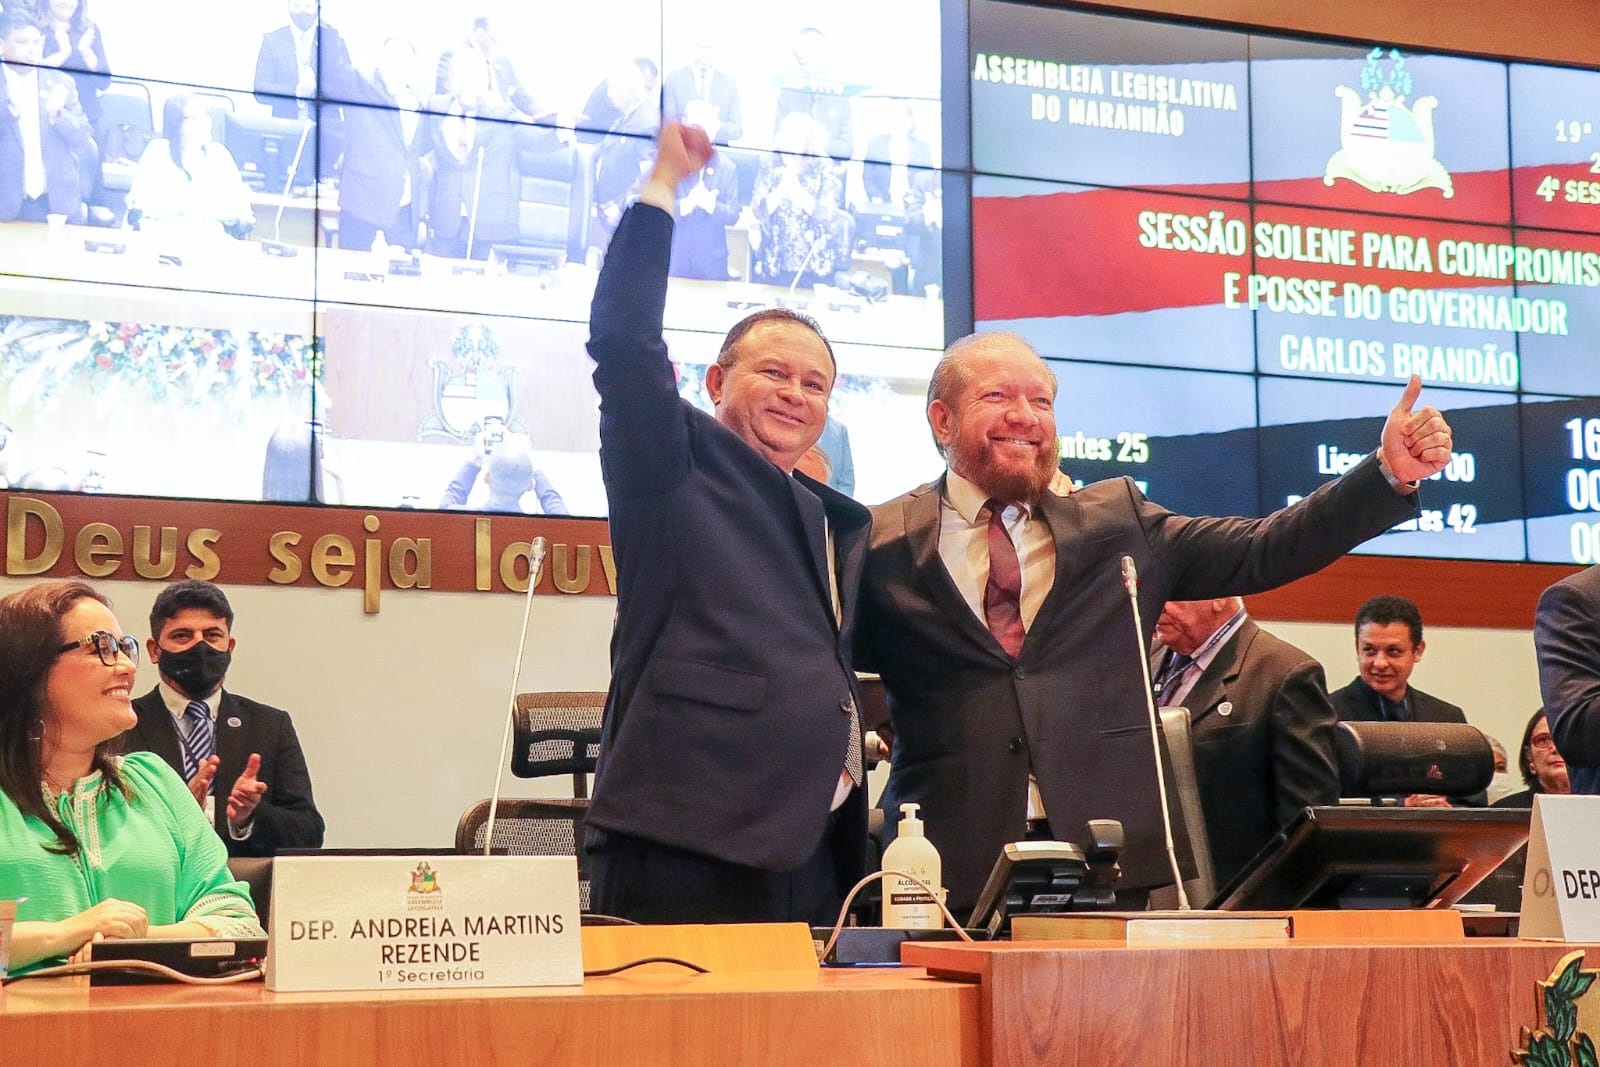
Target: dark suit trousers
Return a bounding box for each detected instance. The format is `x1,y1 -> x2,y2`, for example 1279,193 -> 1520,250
18,194 -> 48,223
586,802 -> 855,926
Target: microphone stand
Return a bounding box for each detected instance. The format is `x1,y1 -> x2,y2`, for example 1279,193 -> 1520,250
483,536 -> 549,855
1121,555 -> 1191,910
464,142 -> 486,264
261,118 -> 313,256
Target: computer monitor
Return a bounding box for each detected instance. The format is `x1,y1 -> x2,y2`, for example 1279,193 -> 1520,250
1211,806 -> 1529,911
852,203 -> 909,253
225,111 -> 313,192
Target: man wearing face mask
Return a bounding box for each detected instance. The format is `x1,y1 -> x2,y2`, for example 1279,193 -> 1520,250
120,579 -> 325,856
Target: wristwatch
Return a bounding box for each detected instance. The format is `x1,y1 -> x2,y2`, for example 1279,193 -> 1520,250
1374,448 -> 1420,493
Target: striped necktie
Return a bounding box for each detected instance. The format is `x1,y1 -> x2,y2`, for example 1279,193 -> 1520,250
983,499 -> 1025,660
181,700 -> 214,784
1153,652 -> 1195,703
799,482 -> 863,787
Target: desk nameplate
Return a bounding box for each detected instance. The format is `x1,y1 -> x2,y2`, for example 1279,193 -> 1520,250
265,854 -> 581,991
1522,795 -> 1600,941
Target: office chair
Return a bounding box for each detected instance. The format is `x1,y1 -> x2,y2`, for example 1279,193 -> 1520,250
454,796 -> 594,911
1157,706 -> 1217,908
489,144 -> 593,273
227,856 -> 274,929
452,691 -> 607,910
1335,720 -> 1494,801
510,690 -> 604,794
93,79 -> 154,219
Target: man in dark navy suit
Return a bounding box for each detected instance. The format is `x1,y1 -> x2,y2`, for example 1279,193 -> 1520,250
252,0 -> 347,120
583,123 -> 872,925
320,36 -> 425,252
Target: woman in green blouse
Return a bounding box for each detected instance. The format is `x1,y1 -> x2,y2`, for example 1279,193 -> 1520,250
0,580 -> 262,974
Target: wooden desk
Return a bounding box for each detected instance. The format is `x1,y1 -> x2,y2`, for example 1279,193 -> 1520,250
903,937 -> 1594,1067
1,965 -> 979,1067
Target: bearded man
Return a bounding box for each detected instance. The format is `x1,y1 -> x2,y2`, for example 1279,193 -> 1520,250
856,331 -> 1454,912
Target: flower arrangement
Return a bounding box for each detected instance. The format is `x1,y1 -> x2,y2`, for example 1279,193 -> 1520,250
0,315 -> 320,409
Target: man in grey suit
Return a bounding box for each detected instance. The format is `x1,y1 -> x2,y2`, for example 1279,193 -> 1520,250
857,331 -> 1455,913
1152,597 -> 1338,890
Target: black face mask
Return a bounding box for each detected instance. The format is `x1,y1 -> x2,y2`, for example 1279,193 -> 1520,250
158,642 -> 231,699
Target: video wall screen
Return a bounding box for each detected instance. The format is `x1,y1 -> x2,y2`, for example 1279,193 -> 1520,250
5,0 -> 1600,568
0,0 -> 947,512
968,0 -> 1600,564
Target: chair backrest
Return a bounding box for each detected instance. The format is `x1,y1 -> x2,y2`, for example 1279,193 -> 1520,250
96,79 -> 154,205
1335,720 -> 1494,799
227,856 -> 274,929
512,143 -> 594,262
188,91 -> 235,146
96,80 -> 153,148
512,691 -> 604,796
1157,707 -> 1217,907
455,797 -> 590,910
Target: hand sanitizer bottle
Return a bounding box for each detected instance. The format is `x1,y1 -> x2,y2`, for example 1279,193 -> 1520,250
882,803 -> 943,929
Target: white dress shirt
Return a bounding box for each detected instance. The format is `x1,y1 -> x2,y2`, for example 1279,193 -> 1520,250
4,64 -> 47,198
938,469 -> 1056,631
938,470 -> 1058,818
1154,608 -> 1248,709
158,679 -> 253,839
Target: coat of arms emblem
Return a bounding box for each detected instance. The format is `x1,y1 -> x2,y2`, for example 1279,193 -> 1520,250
1324,48 -> 1453,199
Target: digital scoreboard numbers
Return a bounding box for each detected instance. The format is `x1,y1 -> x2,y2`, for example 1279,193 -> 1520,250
1518,397 -> 1600,564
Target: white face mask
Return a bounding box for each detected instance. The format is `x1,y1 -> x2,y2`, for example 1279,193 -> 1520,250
1486,771 -> 1518,804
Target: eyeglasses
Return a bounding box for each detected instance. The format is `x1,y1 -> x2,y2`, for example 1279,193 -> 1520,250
1530,734 -> 1558,752
56,631 -> 140,667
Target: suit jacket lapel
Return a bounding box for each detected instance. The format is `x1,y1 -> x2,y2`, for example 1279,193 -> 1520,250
1181,624 -> 1251,727
137,691 -> 186,771
826,495 -> 869,629
1027,487 -> 1082,636
905,477 -> 1007,656
212,691 -> 246,792
789,475 -> 835,623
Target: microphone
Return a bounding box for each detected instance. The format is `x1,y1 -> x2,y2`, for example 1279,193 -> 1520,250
261,118 -> 314,257
1121,554 -> 1190,910
482,535 -> 550,855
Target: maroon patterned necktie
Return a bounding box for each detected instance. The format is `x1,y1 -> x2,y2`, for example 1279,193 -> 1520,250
984,499 -> 1025,659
